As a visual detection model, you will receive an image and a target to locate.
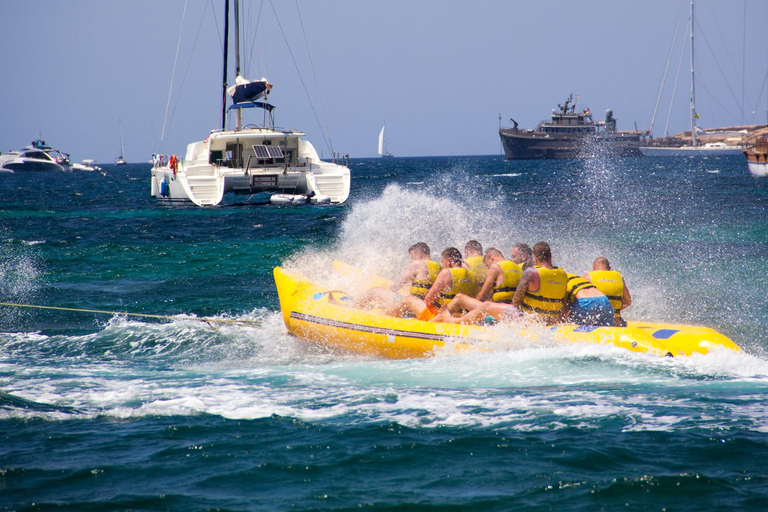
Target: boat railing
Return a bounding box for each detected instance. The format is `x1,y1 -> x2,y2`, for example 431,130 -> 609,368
328,151 -> 349,167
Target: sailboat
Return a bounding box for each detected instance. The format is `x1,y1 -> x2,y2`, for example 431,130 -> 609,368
115,119 -> 127,166
641,0 -> 746,157
378,124 -> 393,158
150,0 -> 350,206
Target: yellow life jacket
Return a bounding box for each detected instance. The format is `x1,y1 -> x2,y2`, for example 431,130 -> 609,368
565,273 -> 597,304
491,260 -> 523,304
409,260 -> 441,299
521,266 -> 567,319
464,256 -> 486,295
588,270 -> 624,316
436,267 -> 476,306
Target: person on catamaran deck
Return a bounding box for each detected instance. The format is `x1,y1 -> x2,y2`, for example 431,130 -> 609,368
462,240 -> 486,295
583,256 -> 632,327
352,242 -> 440,309
510,242 -> 534,270
385,247 -> 474,321
432,241 -> 567,326
564,273 -> 614,326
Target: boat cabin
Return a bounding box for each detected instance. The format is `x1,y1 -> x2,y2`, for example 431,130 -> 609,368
203,130 -> 305,171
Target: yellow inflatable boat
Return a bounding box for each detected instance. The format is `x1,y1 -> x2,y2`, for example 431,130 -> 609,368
273,266 -> 741,359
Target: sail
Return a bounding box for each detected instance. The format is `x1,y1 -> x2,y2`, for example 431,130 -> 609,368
227,74 -> 272,104
378,125 -> 385,155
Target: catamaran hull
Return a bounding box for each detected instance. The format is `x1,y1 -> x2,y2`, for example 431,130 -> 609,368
150,166 -> 347,206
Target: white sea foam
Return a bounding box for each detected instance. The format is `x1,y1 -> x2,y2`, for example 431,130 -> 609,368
4,317 -> 768,432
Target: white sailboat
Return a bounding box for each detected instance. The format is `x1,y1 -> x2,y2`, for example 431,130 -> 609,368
115,119 -> 127,165
378,124 -> 393,158
150,0 -> 350,206
641,0 -> 745,157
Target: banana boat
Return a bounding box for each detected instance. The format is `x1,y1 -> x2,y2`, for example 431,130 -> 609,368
273,266 -> 741,359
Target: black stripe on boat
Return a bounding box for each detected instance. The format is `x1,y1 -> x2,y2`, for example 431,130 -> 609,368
290,312 -> 451,342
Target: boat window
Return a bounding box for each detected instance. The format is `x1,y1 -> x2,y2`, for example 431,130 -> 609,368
225,143 -> 242,167
22,151 -> 50,160
209,150 -> 223,165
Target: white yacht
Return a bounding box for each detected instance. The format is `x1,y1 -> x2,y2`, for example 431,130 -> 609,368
641,0 -> 746,157
150,1 -> 350,206
0,139 -> 72,172
640,141 -> 744,157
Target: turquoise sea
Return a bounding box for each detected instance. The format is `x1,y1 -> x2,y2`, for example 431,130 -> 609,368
2,155 -> 768,510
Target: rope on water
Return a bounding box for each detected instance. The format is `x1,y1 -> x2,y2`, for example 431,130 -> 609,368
0,302 -> 262,328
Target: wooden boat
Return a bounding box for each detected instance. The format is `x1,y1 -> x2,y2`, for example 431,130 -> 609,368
273,266 -> 741,359
744,141 -> 768,177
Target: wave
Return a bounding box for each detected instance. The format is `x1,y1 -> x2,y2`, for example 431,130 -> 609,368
2,313 -> 768,430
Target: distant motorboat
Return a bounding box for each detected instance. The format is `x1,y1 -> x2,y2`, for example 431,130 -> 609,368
378,124 -> 393,158
72,159 -> 102,172
0,138 -> 72,172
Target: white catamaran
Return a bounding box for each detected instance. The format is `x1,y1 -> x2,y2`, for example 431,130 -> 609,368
150,0 -> 350,206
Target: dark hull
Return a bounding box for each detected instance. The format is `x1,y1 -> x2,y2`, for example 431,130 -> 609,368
499,129 -> 644,160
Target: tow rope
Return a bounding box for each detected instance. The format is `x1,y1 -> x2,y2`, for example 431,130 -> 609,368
0,302 -> 262,328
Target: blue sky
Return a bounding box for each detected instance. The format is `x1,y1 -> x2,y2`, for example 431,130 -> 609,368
2,0 -> 767,162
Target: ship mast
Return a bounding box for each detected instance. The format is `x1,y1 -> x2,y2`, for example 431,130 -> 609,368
689,0 -> 698,147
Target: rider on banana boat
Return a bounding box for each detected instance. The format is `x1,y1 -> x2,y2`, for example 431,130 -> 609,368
510,242 -> 534,271
352,242 -> 440,309
385,247 -> 474,321
463,240 -> 486,296
583,256 -> 632,327
564,273 -> 614,326
474,248 -> 523,303
432,241 -> 567,326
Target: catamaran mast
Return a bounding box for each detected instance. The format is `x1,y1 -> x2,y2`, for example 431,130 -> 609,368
233,0 -> 243,130
690,0 -> 698,147
221,0 -> 230,131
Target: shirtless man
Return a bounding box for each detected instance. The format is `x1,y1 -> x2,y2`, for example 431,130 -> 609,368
352,242 -> 439,309
385,247 -> 474,321
583,256 -> 632,327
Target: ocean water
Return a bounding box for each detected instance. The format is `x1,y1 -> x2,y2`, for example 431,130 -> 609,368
1,155 -> 768,511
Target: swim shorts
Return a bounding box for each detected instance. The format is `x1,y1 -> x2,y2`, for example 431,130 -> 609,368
500,305 -> 522,321
570,296 -> 615,326
418,304 -> 439,322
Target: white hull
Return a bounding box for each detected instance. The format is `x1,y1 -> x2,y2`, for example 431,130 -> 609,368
150,128 -> 350,206
747,161 -> 768,177
0,158 -> 66,172
640,145 -> 744,157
